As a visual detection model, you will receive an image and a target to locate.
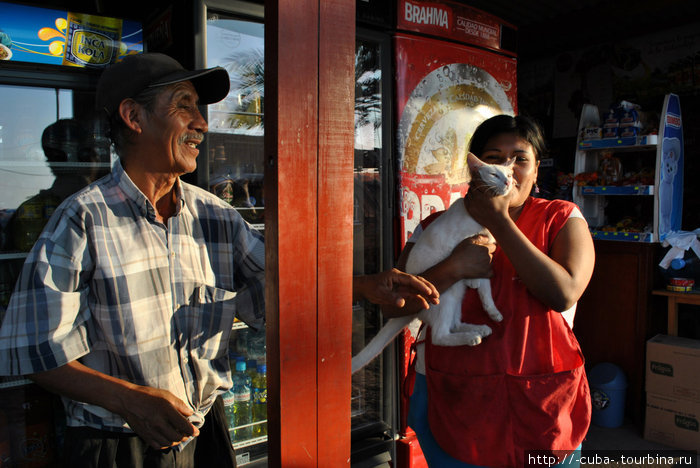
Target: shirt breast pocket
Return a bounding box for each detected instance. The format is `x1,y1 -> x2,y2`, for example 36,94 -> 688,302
189,284 -> 237,360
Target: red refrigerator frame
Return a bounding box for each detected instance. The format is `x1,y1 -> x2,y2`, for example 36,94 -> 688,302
391,2 -> 518,466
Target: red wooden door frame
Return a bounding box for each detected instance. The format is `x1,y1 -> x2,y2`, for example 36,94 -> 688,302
264,0 -> 355,465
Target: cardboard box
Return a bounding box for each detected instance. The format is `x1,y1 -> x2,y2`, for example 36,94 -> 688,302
645,393 -> 700,450
646,334 -> 700,402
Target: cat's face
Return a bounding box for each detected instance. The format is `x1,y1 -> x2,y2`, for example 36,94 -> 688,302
476,133 -> 539,207
467,154 -> 514,196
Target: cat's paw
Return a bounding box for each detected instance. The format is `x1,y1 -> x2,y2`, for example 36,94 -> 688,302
466,334 -> 482,346
486,308 -> 503,322
453,323 -> 492,336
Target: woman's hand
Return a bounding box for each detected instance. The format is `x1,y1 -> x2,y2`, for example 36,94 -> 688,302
445,234 -> 497,280
464,176 -> 513,230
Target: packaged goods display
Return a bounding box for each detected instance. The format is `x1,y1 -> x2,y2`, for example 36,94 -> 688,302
573,94 -> 683,242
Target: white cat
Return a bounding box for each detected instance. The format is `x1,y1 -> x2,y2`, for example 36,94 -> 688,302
351,153 -> 514,374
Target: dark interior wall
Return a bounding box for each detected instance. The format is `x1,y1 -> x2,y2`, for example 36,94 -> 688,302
517,21 -> 700,231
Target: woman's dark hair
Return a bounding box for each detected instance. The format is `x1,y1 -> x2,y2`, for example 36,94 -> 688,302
469,114 -> 547,160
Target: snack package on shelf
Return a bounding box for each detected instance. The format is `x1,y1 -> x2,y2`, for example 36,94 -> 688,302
618,100 -> 642,138
598,152 -> 622,185
602,107 -> 620,139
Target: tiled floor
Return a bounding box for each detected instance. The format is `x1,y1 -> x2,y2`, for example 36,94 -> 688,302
583,420 -> 699,465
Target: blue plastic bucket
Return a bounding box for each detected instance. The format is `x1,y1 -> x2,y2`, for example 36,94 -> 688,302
589,362 -> 627,428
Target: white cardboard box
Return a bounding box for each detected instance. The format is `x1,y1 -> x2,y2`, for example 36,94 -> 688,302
646,334 -> 700,402
645,392 -> 700,450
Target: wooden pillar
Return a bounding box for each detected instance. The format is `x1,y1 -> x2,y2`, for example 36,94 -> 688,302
264,0 -> 355,466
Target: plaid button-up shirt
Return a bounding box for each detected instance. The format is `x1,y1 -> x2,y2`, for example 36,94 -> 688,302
0,159 -> 265,431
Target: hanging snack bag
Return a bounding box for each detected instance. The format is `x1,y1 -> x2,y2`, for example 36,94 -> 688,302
62,12 -> 123,68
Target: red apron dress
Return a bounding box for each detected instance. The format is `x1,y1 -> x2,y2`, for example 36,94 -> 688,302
424,197 -> 591,467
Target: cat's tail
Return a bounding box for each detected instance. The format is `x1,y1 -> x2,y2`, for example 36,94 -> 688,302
351,316 -> 414,374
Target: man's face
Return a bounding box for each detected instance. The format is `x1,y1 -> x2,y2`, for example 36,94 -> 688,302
140,81 -> 208,175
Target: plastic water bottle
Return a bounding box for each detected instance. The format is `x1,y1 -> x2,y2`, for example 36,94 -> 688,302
221,389 -> 236,441
232,360 -> 253,441
252,364 -> 267,436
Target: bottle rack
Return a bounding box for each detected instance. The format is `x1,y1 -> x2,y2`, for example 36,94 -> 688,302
228,322 -> 267,465
573,94 -> 684,243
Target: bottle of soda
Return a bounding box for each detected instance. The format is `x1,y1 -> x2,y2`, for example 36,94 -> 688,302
252,364 -> 267,436
221,388 -> 236,442
246,359 -> 258,381
232,360 -> 252,441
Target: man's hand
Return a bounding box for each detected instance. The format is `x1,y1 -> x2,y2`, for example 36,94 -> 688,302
354,268 -> 439,309
119,385 -> 200,449
29,361 -> 199,450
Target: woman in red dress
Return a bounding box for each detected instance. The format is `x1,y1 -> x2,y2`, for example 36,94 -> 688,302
389,115 -> 595,467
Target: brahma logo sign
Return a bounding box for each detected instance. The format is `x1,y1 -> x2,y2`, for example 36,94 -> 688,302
666,113 -> 681,128
403,0 -> 450,30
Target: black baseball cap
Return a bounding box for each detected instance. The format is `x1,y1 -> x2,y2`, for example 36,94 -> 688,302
96,53 -> 230,116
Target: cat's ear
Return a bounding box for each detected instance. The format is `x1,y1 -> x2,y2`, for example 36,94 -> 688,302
466,152 -> 485,171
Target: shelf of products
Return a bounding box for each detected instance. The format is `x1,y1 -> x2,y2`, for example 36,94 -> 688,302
206,134 -> 265,229
577,134 -> 658,150
0,161 -> 111,169
0,377 -> 32,390
573,94 -> 684,243
0,252 -> 27,261
580,185 -> 654,196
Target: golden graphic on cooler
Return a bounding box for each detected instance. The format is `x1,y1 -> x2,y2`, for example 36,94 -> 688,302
397,63 -> 514,243
402,84 -> 502,186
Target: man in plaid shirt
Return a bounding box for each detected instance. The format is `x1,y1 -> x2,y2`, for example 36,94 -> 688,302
0,53 -> 263,467
0,53 -> 441,467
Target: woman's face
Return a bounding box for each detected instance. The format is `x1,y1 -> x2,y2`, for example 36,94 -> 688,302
478,133 -> 539,208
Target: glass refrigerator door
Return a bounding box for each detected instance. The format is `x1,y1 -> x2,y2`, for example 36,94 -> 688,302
351,30 -> 397,463
0,78 -> 113,466
202,7 -> 267,467
201,10 -> 394,466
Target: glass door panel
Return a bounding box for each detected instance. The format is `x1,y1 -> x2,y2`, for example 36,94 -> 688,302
205,14 -> 265,231
0,82 -> 113,467
204,9 -> 267,467
351,31 -> 396,462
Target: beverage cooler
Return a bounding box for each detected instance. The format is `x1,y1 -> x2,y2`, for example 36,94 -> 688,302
357,1 -> 519,465
0,3 -> 142,465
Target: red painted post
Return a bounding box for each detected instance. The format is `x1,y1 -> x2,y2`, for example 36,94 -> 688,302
265,0 -> 355,465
